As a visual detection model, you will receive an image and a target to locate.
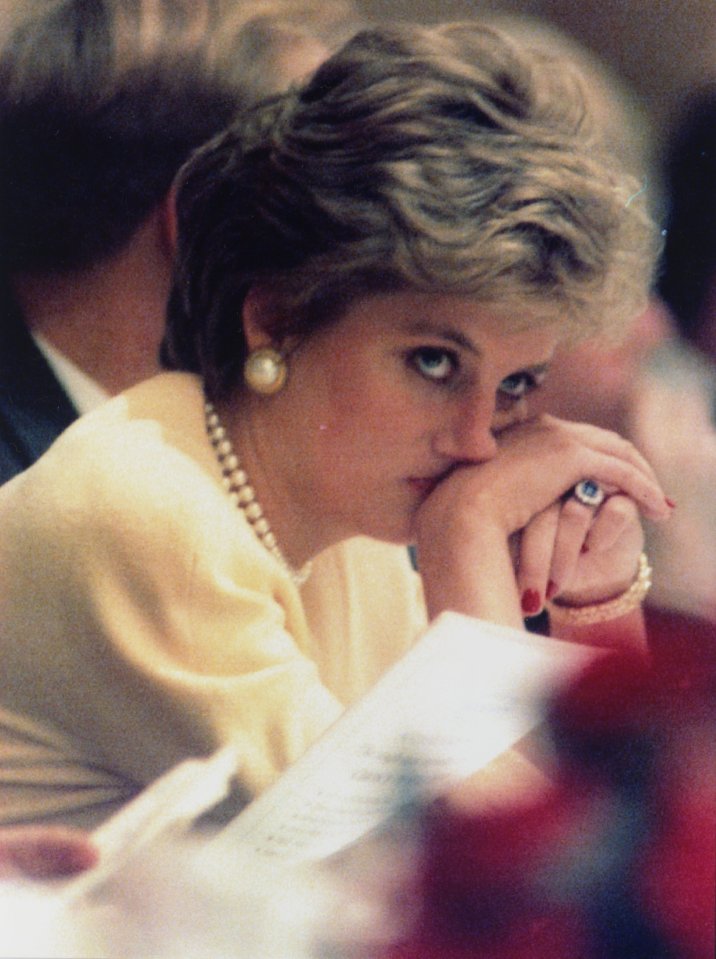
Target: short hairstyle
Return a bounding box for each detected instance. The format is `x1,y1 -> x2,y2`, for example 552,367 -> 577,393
0,0 -> 253,274
162,21 -> 659,400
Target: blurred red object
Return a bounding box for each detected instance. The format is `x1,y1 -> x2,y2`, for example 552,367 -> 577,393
380,607 -> 715,959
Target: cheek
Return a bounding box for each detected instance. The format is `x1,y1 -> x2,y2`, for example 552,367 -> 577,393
308,383 -> 417,478
320,394 -> 401,448
318,365 -> 408,430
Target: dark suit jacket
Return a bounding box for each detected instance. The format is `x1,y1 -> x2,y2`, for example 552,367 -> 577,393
0,300 -> 79,484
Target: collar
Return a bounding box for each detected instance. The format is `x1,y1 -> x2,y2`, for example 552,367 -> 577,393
32,334 -> 110,415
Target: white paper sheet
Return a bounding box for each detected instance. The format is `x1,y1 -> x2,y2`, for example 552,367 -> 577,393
203,612 -> 596,864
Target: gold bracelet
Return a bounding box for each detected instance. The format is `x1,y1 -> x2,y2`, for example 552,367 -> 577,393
547,552 -> 652,626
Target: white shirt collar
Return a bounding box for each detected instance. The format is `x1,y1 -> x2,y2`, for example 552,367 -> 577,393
32,333 -> 110,415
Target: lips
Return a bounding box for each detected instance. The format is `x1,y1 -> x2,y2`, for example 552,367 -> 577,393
407,462 -> 458,497
407,476 -> 441,496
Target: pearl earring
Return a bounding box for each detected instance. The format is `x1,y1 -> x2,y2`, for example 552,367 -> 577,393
243,347 -> 287,395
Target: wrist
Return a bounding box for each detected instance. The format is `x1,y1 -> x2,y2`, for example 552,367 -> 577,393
555,557 -> 641,608
547,553 -> 652,627
419,528 -> 524,629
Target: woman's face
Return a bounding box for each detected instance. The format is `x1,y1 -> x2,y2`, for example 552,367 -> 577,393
247,291 -> 559,551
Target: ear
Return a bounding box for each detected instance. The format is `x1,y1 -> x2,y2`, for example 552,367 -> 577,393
242,283 -> 280,352
159,182 -> 179,257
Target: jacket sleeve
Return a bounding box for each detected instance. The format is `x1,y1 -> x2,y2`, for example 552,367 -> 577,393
0,412 -> 343,827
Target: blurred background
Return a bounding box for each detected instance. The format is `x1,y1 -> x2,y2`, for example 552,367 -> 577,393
362,0 -> 716,154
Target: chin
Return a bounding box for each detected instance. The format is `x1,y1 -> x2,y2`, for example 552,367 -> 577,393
355,515 -> 413,547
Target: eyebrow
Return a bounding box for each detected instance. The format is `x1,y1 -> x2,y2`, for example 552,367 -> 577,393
403,320 -> 481,356
515,362 -> 551,380
402,321 -> 553,376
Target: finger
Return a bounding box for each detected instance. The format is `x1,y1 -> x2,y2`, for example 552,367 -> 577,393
517,503 -> 560,615
494,417 -> 673,522
582,494 -> 639,554
564,450 -> 670,521
545,416 -> 662,486
547,497 -> 594,597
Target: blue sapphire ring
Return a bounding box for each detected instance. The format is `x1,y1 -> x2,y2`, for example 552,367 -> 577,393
572,479 -> 605,508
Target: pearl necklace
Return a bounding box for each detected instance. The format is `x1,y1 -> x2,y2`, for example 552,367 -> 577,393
204,399 -> 312,586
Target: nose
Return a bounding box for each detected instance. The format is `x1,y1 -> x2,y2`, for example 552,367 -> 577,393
432,396 -> 500,463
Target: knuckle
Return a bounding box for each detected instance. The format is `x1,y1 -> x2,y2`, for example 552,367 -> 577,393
601,493 -> 639,522
560,498 -> 593,523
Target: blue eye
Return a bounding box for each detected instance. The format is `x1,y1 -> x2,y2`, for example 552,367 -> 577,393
498,370 -> 543,399
411,347 -> 456,382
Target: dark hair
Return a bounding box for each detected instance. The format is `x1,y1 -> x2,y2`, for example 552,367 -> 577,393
163,21 -> 658,400
0,0 -> 253,274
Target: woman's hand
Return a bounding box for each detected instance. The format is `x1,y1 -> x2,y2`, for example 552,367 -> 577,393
516,490 -> 646,612
413,414 -> 672,630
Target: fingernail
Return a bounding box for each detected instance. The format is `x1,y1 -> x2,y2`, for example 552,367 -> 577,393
580,543 -> 590,554
521,589 -> 541,615
546,580 -> 558,600
665,497 -> 677,509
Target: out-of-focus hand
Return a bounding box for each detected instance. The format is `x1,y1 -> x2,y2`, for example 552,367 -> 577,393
0,826 -> 98,880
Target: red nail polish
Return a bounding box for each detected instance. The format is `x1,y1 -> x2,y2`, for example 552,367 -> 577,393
521,588 -> 541,615
546,580 -> 558,600
665,497 -> 677,509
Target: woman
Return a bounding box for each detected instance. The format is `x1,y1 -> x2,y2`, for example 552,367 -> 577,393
0,22 -> 670,828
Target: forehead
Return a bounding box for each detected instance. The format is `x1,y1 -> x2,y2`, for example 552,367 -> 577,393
336,291 -> 561,357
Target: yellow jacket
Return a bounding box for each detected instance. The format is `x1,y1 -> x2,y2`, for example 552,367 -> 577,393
0,373 -> 426,827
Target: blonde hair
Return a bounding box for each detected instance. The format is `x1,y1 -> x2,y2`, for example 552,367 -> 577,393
164,21 -> 659,398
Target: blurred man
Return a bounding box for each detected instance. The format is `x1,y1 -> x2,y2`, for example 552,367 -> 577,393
0,0 -> 357,483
